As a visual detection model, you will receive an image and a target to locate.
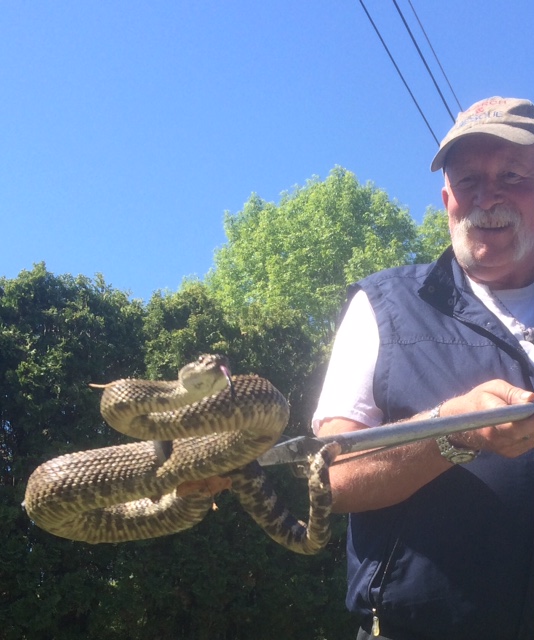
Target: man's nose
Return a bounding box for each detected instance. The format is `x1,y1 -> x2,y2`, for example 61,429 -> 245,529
474,178 -> 504,210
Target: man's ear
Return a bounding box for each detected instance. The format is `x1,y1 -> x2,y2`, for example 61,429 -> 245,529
441,184 -> 449,210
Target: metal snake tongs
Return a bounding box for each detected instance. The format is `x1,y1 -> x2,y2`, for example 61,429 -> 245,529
257,403 -> 534,467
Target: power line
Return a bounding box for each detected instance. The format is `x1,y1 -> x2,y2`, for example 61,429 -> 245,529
407,0 -> 463,112
391,0 -> 456,123
357,0 -> 440,145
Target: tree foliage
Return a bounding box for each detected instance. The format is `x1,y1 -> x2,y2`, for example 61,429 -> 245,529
2,169 -> 451,639
414,206 -> 451,263
207,167 -> 420,345
144,279 -> 237,380
1,264 -> 146,640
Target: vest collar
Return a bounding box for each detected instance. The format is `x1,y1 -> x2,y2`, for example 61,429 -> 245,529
420,247 -> 534,380
418,246 -> 465,315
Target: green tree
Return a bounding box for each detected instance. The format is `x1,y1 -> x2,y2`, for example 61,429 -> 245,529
1,264 -> 145,639
208,167 -> 418,346
143,279 -> 238,380
415,206 -> 451,263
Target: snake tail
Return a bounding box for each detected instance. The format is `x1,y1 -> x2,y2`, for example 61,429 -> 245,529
228,442 -> 341,555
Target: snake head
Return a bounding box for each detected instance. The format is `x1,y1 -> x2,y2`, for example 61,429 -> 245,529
179,354 -> 233,400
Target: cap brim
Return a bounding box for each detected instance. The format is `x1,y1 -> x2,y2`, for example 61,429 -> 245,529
430,126 -> 534,172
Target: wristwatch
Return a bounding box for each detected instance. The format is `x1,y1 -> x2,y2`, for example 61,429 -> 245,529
430,403 -> 479,465
435,434 -> 479,465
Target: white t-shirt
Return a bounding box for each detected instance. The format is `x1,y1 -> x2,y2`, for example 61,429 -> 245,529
312,279 -> 534,435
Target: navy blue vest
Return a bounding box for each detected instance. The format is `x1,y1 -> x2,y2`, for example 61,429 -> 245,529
346,248 -> 534,640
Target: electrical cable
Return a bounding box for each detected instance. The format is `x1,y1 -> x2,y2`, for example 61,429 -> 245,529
407,0 -> 463,112
357,0 -> 440,145
391,0 -> 456,123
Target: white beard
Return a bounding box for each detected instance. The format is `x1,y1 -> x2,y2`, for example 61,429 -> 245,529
451,205 -> 534,270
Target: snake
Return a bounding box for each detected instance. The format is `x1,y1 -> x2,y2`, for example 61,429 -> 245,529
24,354 -> 340,554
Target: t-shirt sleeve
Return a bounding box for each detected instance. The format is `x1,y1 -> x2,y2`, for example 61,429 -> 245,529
311,289 -> 383,434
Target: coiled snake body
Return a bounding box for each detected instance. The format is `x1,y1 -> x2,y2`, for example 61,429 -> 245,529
24,355 -> 339,554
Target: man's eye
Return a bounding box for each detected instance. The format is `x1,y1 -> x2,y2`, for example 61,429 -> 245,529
503,172 -> 523,184
456,175 -> 476,188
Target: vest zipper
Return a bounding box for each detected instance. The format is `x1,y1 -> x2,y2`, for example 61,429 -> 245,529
371,608 -> 380,636
369,536 -> 401,637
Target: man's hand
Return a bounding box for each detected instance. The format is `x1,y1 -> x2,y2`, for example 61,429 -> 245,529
440,380 -> 534,458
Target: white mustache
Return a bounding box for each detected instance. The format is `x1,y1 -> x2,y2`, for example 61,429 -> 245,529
463,206 -> 521,230
451,202 -> 534,270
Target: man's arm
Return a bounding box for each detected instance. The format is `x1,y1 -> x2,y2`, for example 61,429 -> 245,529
318,380 -> 534,514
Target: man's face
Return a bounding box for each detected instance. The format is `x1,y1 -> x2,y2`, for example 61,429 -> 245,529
442,135 -> 534,289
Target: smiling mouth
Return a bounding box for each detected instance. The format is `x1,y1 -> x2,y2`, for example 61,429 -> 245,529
471,221 -> 513,230
465,206 -> 520,232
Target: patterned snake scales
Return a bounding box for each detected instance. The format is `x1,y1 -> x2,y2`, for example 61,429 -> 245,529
24,355 -> 340,554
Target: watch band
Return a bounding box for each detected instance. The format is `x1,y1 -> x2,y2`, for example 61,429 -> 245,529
435,434 -> 479,464
430,403 -> 479,464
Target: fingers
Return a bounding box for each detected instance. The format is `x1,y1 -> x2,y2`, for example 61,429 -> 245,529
504,386 -> 534,406
443,380 -> 534,458
486,403 -> 534,457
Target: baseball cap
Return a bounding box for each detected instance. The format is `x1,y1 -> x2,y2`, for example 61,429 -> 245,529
431,97 -> 534,172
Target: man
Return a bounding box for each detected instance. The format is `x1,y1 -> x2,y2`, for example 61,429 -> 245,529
313,97 -> 534,639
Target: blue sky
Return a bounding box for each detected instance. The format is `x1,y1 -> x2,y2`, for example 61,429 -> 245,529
2,1 -> 533,301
